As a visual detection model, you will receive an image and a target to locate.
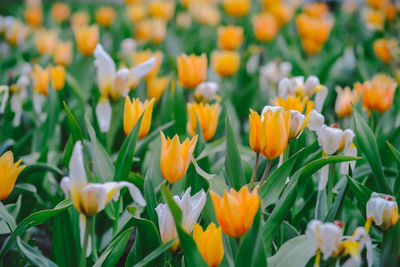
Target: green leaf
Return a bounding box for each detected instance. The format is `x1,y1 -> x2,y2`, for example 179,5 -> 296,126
63,135 -> 74,167
196,137 -> 226,160
144,163 -> 159,227
17,237 -> 58,267
161,184 -> 182,225
260,148 -> 303,208
173,84 -> 187,135
353,109 -> 391,194
19,163 -> 65,179
267,235 -> 315,267
235,208 -> 267,267
324,180 -> 348,222
63,102 -> 84,143
114,115 -> 143,181
225,114 -> 246,190
387,141 -> 400,166
0,202 -> 17,231
94,227 -> 133,267
380,220 -> 400,267
136,121 -> 174,157
0,199 -> 73,257
0,139 -> 15,155
133,239 -> 176,267
346,175 -> 372,215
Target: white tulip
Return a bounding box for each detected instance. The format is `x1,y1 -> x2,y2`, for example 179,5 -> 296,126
194,82 -> 219,102
366,192 -> 399,231
0,85 -> 9,114
120,38 -> 137,58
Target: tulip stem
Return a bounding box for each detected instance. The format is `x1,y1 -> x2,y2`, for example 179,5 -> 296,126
249,153 -> 260,190
80,216 -> 92,267
259,160 -> 272,188
327,163 -> 336,208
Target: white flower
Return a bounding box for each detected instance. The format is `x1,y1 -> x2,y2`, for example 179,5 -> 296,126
94,44 -> 156,133
366,192 -> 399,231
306,220 -> 343,260
61,141 -> 146,256
260,60 -> 292,84
288,109 -> 324,140
155,187 -> 206,251
194,82 -> 219,102
120,38 -> 137,58
0,85 -> 9,114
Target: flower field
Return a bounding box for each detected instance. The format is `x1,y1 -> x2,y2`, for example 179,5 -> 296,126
1,0 -> 400,266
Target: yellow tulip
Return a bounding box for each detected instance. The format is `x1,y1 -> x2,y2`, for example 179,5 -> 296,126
210,186 -> 259,237
53,41 -> 73,66
149,0 -> 175,21
70,11 -> 90,28
193,223 -> 224,267
51,2 -> 71,23
271,95 -> 312,114
127,3 -> 147,23
189,2 -> 221,26
160,131 -> 198,183
135,19 -> 167,45
252,13 -> 279,42
35,29 -> 57,55
0,151 -> 25,201
74,25 -> 99,56
218,25 -> 243,51
268,4 -> 294,28
50,65 -> 66,91
335,86 -> 359,118
222,0 -> 251,17
124,97 -> 155,139
177,53 -> 207,89
95,7 -> 116,27
249,109 -> 265,154
373,38 -> 398,64
132,50 -> 163,82
187,102 -> 220,141
304,2 -> 329,18
25,7 -> 43,28
147,76 -> 170,101
32,64 -> 50,96
211,50 -> 240,77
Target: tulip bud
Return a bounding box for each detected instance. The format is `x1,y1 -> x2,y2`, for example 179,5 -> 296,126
218,25 -> 243,51
193,223 -> 224,267
120,38 -> 137,59
51,2 -> 70,23
252,13 -> 278,42
32,64 -> 50,96
177,53 -> 207,89
124,97 -> 155,139
35,29 -> 57,55
0,151 -> 25,200
95,7 -> 116,27
211,50 -> 240,77
187,102 -> 220,141
74,25 -> 99,56
50,65 -> 65,91
53,41 -> 73,66
147,76 -> 169,101
71,11 -> 89,28
222,0 -> 251,17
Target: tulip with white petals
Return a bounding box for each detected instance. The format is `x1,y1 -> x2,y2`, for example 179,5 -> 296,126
260,60 -> 292,84
0,85 -> 9,114
316,125 -> 356,189
60,141 -> 146,256
366,192 -> 399,231
288,109 -> 324,140
94,44 -> 156,132
194,82 -> 219,103
155,187 -> 206,252
120,38 -> 137,58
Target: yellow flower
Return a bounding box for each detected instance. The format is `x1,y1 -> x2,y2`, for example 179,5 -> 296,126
189,2 -> 221,26
160,132 -> 198,183
149,0 -> 175,21
95,7 -> 116,27
304,2 -> 329,18
385,3 -> 397,21
210,186 -> 259,238
361,74 -> 397,114
35,29 -> 57,55
271,95 -> 311,114
0,151 -> 25,201
218,25 -> 243,51
268,4 -> 294,28
135,19 -> 167,44
53,41 -> 73,66
74,25 -> 99,56
252,13 -> 279,42
70,11 -> 89,28
124,97 -> 155,139
177,53 -> 208,89
32,65 -> 50,96
222,0 -> 251,17
193,223 -> 224,267
51,2 -> 71,23
25,7 -> 43,28
50,65 -> 66,91
147,76 -> 170,101
131,50 -> 163,82
373,38 -> 398,64
5,20 -> 29,46
211,50 -> 240,77
126,4 -> 147,23
187,102 -> 220,141
260,106 -> 291,160
249,109 -> 265,154
364,8 -> 385,31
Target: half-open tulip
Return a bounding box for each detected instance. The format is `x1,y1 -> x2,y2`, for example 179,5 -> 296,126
50,65 -> 65,91
32,64 -> 50,96
252,13 -> 278,42
53,41 -> 73,66
60,141 -> 146,256
366,192 -> 399,231
187,102 -> 219,141
35,29 -> 57,55
193,223 -> 224,267
147,76 -> 169,101
373,38 -> 398,64
160,131 -> 198,183
218,25 -> 243,51
95,7 -> 116,27
361,74 -> 397,114
25,6 -> 43,28
70,11 -> 89,28
149,0 -> 175,21
222,0 -> 250,17
210,186 -> 259,237
211,51 -> 240,77
124,97 -> 155,139
0,151 -> 25,200
334,86 -> 359,118
177,53 -> 207,89
51,2 -> 71,23
74,25 -> 99,56
127,3 -> 147,23
156,187 -> 206,252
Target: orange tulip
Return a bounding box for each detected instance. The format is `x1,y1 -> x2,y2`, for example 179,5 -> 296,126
385,3 -> 397,21
364,9 -> 385,31
35,29 -> 57,55
218,25 -> 243,51
211,50 -> 240,77
132,50 -> 163,82
53,41 -> 73,66
124,97 -> 155,139
252,13 -> 279,42
32,65 -> 50,95
127,3 -> 147,23
361,74 -> 397,114
304,2 -> 329,18
74,25 -> 99,56
51,2 -> 71,23
187,102 -> 220,141
0,151 -> 25,200
149,0 -> 175,21
249,109 -> 265,154
160,132 -> 198,183
95,7 -> 116,27
147,76 -> 170,101
210,186 -> 259,237
25,7 -> 43,27
177,53 -> 207,89
268,4 -> 294,27
135,19 -> 167,44
373,38 -> 398,64
70,11 -> 89,28
334,86 -> 359,118
189,2 -> 221,26
222,0 -> 251,17
193,223 -> 224,267
50,65 -> 66,91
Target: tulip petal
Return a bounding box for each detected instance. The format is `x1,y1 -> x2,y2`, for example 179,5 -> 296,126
128,56 -> 156,87
0,85 -> 9,114
94,44 -> 116,94
96,97 -> 112,133
60,176 -> 71,198
79,214 -> 92,257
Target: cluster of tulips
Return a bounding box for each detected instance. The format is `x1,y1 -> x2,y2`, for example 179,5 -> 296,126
1,0 -> 400,266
